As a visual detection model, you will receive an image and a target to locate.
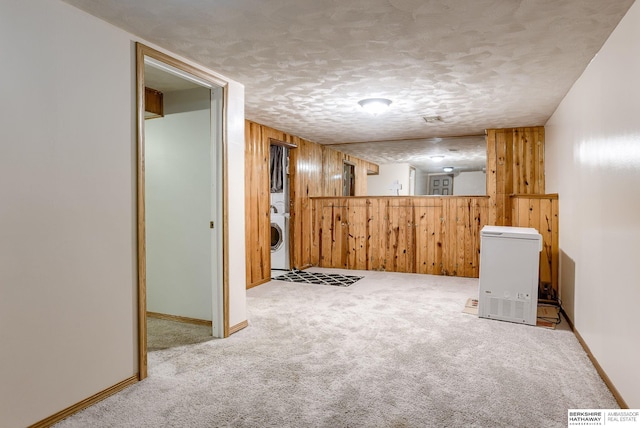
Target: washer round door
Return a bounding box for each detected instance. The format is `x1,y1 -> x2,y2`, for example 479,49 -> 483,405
271,222 -> 283,252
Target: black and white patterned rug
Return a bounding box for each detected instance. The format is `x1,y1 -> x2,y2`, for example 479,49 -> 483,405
273,270 -> 363,287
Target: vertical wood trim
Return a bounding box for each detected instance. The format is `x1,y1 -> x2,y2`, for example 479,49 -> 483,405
135,43 -> 148,380
289,135 -> 301,268
221,82 -> 230,338
358,200 -> 369,269
462,198 -> 474,277
340,199 -> 349,268
505,129 -> 514,197
434,198 -> 444,275
539,197 -> 553,286
365,199 -> 374,270
311,198 -> 320,266
531,127 -> 539,194
415,203 -> 428,274
486,130 -> 497,225
537,127 -> 546,194
472,197 -> 483,277
496,130 -> 507,222
551,195 -> 559,293
369,199 -> 379,270
515,128 -> 525,194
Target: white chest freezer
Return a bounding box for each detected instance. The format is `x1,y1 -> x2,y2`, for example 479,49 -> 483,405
478,226 -> 542,326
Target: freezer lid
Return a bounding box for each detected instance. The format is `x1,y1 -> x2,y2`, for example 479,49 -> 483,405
481,225 -> 542,241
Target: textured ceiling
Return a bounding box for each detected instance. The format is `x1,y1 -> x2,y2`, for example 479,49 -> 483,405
64,0 -> 634,168
329,135 -> 487,173
144,62 -> 201,92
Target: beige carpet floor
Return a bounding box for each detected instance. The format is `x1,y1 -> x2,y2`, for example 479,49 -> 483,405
55,268 -> 617,427
147,317 -> 214,352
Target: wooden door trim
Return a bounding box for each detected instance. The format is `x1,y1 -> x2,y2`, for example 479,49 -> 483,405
136,43 -> 230,380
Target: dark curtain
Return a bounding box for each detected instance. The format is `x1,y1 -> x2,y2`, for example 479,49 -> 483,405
270,145 -> 284,193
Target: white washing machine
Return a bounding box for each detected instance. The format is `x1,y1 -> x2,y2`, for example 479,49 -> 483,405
271,213 -> 289,270
270,195 -> 289,270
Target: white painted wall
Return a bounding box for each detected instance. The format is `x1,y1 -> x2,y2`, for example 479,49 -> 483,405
453,171 -> 486,195
415,169 -> 430,195
145,88 -> 213,321
545,0 -> 640,407
367,163 -> 411,196
225,79 -> 247,330
0,1 -> 246,426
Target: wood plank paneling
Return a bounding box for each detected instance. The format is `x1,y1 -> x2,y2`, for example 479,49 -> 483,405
469,197 -> 483,278
511,194 -> 559,299
245,120 -> 379,287
344,153 -> 376,196
288,136 -> 324,270
312,196 -> 489,278
248,122 -> 553,286
486,126 -> 555,298
244,121 -> 274,288
486,129 -> 498,225
321,146 -> 343,197
486,126 -> 545,226
415,203 -> 429,274
432,199 -> 444,275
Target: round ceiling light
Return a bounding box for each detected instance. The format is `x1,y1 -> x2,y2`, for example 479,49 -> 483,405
358,98 -> 392,115
443,166 -> 454,172
430,155 -> 445,162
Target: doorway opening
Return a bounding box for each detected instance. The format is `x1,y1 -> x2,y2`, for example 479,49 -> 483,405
343,162 -> 356,196
270,144 -> 290,272
136,44 -> 228,379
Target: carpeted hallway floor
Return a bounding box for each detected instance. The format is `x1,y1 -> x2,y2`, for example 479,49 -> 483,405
54,268 -> 617,427
147,317 -> 214,352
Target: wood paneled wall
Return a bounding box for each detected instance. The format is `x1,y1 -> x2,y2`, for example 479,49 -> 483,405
312,196 -> 489,278
245,121 -> 283,288
486,127 -> 545,226
320,146 -> 377,197
247,122 -> 558,290
511,194 -> 559,299
486,126 -> 559,296
320,146 -> 346,197
288,137 -> 324,271
245,120 -> 378,288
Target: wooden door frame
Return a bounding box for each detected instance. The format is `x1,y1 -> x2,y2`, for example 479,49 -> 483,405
136,43 -> 230,380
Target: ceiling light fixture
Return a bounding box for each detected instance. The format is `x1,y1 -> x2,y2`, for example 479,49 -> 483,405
358,98 -> 392,115
443,166 -> 454,172
430,155 -> 444,162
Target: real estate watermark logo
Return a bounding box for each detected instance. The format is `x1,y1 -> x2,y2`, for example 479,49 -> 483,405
568,409 -> 640,427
